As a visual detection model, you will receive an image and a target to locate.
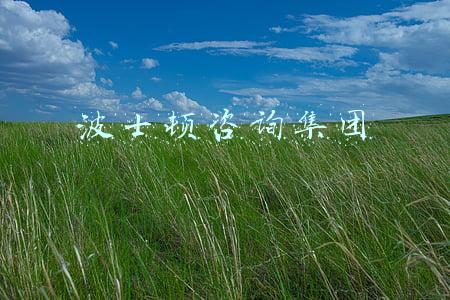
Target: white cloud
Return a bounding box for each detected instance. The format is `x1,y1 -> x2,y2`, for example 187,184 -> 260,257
0,0 -> 95,91
156,40 -> 273,51
109,41 -> 118,49
60,82 -> 113,98
221,64 -> 450,118
270,26 -> 283,34
55,82 -> 123,114
0,0 -> 122,113
150,76 -> 161,82
43,104 -> 59,111
385,0 -> 450,21
131,86 -> 145,99
88,98 -> 121,113
142,58 -> 159,69
145,97 -> 165,111
214,45 -> 357,63
231,94 -> 280,109
121,58 -> 136,64
302,0 -> 450,73
33,103 -> 61,114
0,1 -> 207,120
241,0 -> 450,117
162,91 -> 212,115
93,48 -> 103,55
58,83 -> 121,112
119,97 -> 166,113
99,77 -> 113,87
156,38 -> 356,63
269,25 -> 302,34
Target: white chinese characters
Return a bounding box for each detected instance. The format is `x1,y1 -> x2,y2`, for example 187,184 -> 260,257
76,111 -> 113,140
76,109 -> 369,142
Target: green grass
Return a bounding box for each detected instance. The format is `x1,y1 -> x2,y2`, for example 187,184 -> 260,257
380,113 -> 450,124
0,116 -> 449,299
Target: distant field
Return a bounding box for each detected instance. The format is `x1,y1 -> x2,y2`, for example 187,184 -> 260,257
380,114 -> 450,124
0,116 -> 449,299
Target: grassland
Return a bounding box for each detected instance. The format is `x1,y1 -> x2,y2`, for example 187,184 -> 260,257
0,115 -> 449,299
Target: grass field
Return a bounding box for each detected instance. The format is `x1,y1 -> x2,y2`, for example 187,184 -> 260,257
0,115 -> 449,299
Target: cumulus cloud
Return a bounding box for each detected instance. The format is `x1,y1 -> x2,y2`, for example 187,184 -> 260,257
131,86 -> 145,99
156,40 -> 273,51
118,97 -> 166,113
142,58 -> 159,69
0,0 -> 213,120
122,92 -> 213,117
109,41 -> 118,49
0,0 -> 95,91
0,0 -> 121,113
86,98 -> 122,114
162,91 -> 212,115
231,95 -> 280,109
145,98 -> 165,111
112,92 -> 212,117
56,82 -> 123,114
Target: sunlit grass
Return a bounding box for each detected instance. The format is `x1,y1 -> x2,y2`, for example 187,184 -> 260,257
0,117 -> 449,298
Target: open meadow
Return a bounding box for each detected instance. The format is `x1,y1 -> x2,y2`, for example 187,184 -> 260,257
0,116 -> 449,299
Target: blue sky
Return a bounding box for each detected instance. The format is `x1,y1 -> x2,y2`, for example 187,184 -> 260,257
0,0 -> 449,122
